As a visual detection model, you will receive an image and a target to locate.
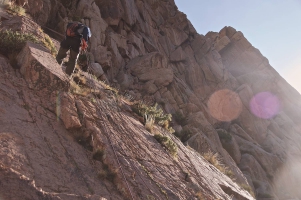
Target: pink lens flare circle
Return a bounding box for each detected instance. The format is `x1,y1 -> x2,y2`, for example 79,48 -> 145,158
249,92 -> 280,119
208,89 -> 243,122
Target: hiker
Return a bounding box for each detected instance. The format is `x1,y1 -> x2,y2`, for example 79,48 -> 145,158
56,22 -> 91,76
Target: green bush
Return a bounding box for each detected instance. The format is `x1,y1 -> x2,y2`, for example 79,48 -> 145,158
174,111 -> 186,126
217,129 -> 232,142
42,34 -> 57,56
92,148 -> 104,161
144,114 -> 155,133
154,134 -> 178,158
0,30 -> 39,55
203,151 -> 235,180
2,1 -> 26,16
174,129 -> 193,142
132,102 -> 174,133
239,183 -> 255,198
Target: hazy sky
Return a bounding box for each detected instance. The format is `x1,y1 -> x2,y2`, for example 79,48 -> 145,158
174,0 -> 301,93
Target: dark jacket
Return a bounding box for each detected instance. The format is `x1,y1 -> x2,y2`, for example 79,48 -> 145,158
66,22 -> 91,42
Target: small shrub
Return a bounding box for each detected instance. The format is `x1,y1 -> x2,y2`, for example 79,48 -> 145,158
78,54 -> 87,62
6,2 -> 26,16
174,129 -> 193,142
154,133 -> 178,158
0,30 -> 39,55
144,114 -> 155,133
42,34 -> 57,56
239,183 -> 255,198
225,169 -> 235,180
132,102 -> 173,132
174,111 -> 186,126
97,165 -> 117,182
217,129 -> 232,142
146,195 -> 156,200
203,151 -> 220,167
99,80 -> 119,95
0,28 -> 57,58
93,148 -> 118,182
195,191 -> 205,200
93,148 -> 104,161
203,151 -> 235,180
69,80 -> 90,96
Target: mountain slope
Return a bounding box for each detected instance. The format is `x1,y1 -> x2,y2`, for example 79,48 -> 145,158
1,0 -> 301,199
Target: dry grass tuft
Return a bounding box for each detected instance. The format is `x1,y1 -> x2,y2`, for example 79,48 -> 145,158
132,102 -> 174,133
4,1 -> 26,16
203,151 -> 235,180
42,34 -> 57,56
239,183 -> 255,198
144,114 -> 155,133
0,30 -> 38,55
154,133 -> 178,158
69,80 -> 90,96
195,191 -> 205,200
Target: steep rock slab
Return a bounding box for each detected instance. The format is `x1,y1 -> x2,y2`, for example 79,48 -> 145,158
17,42 -> 68,92
0,51 -> 255,200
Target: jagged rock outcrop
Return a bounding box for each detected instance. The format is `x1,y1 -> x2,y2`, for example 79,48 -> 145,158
1,0 -> 301,199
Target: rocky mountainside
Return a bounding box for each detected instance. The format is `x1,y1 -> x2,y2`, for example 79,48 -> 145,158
1,0 -> 301,199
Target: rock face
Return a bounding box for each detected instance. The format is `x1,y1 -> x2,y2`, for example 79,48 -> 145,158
0,43 -> 253,199
1,0 -> 301,199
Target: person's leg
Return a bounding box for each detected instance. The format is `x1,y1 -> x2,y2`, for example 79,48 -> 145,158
56,47 -> 68,65
65,38 -> 81,75
56,39 -> 70,65
65,49 -> 79,75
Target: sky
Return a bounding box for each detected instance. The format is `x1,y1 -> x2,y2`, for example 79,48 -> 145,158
174,0 -> 301,94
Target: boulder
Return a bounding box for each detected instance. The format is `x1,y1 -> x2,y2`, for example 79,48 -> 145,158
127,53 -> 174,87
95,0 -> 124,26
234,136 -> 282,178
89,63 -> 104,78
16,42 -> 68,92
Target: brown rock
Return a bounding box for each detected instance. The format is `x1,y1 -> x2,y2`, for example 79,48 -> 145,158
3,0 -> 301,199
239,154 -> 269,182
17,42 -> 68,91
234,136 -> 282,178
95,0 -> 123,26
215,36 -> 231,52
217,129 -> 241,164
59,93 -> 82,130
170,46 -> 186,62
127,53 -> 174,87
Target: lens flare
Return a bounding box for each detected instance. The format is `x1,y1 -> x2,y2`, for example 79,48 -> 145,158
249,92 -> 280,119
208,89 -> 243,121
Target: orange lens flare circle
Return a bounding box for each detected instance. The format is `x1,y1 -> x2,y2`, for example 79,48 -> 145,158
208,89 -> 243,122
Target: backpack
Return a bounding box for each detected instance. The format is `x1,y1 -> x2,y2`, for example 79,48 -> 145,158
66,22 -> 85,37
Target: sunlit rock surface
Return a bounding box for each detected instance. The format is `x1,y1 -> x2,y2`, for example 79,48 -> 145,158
0,0 -> 301,199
